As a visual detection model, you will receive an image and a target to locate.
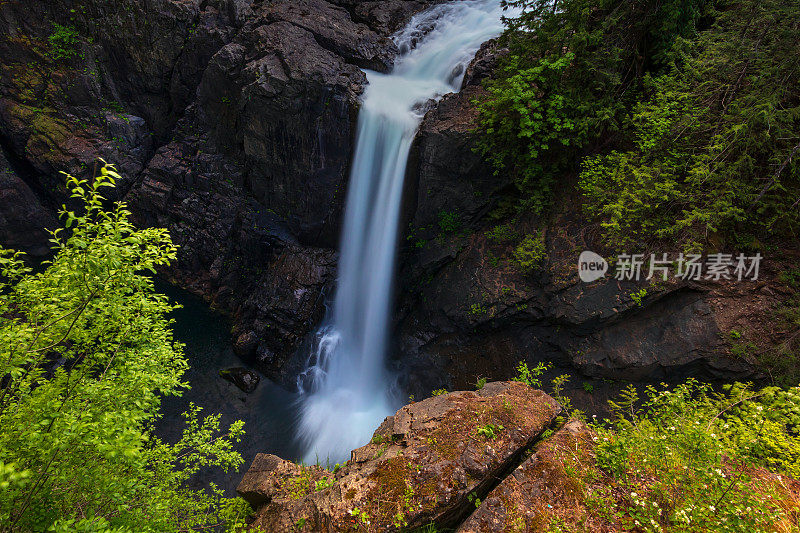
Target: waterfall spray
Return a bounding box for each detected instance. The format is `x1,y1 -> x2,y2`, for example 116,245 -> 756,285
297,0 -> 508,464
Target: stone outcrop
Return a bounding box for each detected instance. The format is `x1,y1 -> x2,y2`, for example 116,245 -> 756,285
332,1 -> 447,35
220,367 -> 260,393
238,384 -> 800,532
238,381 -> 562,531
395,38 -> 786,395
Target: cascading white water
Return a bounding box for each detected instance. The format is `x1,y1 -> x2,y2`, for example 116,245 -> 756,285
297,0 -> 508,464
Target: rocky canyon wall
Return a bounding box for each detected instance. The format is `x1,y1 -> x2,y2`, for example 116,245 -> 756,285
0,0 -> 786,393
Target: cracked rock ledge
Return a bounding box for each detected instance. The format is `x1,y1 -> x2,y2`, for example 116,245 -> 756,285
237,381 -> 588,532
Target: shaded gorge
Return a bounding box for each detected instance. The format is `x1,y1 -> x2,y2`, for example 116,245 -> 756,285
154,282 -> 302,495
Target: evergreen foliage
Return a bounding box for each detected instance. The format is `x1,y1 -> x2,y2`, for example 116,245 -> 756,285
478,0 -> 799,250
581,0 -> 800,250
477,0 -> 709,215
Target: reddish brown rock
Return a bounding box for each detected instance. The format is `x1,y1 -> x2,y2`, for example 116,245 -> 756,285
238,454 -> 330,508
457,419 -> 597,533
238,381 -> 562,532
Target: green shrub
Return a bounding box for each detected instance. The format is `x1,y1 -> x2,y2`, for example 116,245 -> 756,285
594,380 -> 800,530
469,302 -> 488,318
478,0 -> 799,251
761,296 -> 800,387
512,361 -> 550,388
629,288 -> 648,307
512,232 -> 546,274
0,164 -> 247,531
476,0 -> 709,216
485,223 -> 518,244
780,268 -> 800,288
437,210 -> 461,234
48,23 -> 81,60
476,424 -> 504,440
579,0 -> 800,250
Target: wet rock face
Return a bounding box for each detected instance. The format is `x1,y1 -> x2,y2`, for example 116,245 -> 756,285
196,16 -> 366,246
219,367 -> 261,393
0,0 -> 440,376
404,85 -> 499,238
238,381 -> 562,532
331,0 -> 447,35
262,0 -> 398,72
125,126 -> 338,379
0,149 -> 57,259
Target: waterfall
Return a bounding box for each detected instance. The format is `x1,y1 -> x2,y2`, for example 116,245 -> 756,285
296,0 -> 508,464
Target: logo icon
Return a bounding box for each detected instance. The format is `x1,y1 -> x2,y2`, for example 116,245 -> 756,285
579,251 -> 608,283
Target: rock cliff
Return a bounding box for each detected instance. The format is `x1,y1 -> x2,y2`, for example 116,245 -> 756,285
396,40 -> 792,396
0,0 -> 790,392
0,0 -> 438,379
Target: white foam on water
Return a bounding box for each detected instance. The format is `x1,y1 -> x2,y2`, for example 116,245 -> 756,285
296,0 -> 509,465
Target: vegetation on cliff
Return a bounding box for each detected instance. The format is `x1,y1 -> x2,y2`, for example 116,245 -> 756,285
470,0 -> 800,410
478,0 -> 799,251
0,165 -> 248,532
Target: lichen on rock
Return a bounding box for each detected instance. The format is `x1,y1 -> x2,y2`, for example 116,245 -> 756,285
238,381 -> 562,532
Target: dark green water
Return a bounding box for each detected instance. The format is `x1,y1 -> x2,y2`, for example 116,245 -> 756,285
155,282 -> 303,495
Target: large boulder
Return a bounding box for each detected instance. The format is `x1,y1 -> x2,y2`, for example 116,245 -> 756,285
238,381 -> 562,531
219,367 -> 261,393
